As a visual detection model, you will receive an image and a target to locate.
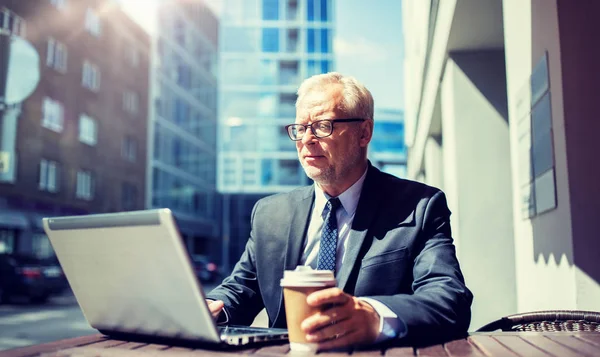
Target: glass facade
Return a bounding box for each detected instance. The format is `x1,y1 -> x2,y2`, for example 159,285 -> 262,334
150,2 -> 219,242
369,109 -> 407,178
218,0 -> 335,194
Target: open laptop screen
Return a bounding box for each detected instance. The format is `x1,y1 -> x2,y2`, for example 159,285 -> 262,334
43,209 -> 225,343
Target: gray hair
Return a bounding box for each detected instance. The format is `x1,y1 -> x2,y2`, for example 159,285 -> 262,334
296,72 -> 374,120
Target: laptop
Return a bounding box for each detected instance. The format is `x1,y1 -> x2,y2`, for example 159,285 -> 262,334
42,209 -> 288,346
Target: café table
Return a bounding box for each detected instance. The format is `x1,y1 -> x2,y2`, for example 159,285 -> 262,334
1,331 -> 599,357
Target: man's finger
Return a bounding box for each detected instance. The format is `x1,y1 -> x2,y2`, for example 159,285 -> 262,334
306,288 -> 348,307
305,317 -> 355,343
207,300 -> 224,317
301,306 -> 350,334
316,329 -> 361,352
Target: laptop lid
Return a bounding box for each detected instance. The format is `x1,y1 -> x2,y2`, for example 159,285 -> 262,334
42,209 -> 285,345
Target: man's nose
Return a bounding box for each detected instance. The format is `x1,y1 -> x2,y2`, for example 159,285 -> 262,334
301,128 -> 317,145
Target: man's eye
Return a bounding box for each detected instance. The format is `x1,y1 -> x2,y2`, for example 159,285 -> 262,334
317,123 -> 329,130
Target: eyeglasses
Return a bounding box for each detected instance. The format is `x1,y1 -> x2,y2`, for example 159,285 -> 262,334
285,118 -> 365,141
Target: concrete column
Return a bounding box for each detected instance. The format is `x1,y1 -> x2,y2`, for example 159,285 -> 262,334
441,51 -> 516,329
423,136 -> 444,191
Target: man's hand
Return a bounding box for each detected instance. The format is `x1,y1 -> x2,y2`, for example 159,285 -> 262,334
206,299 -> 224,320
300,288 -> 380,351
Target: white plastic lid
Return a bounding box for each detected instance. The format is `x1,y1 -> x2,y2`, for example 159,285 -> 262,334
280,266 -> 336,287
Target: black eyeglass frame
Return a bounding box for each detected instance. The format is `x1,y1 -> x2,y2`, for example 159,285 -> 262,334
285,118 -> 366,141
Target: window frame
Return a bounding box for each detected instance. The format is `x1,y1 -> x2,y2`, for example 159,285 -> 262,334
82,60 -> 101,91
39,159 -> 59,193
78,113 -> 97,146
42,97 -> 64,132
84,8 -> 102,37
46,37 -> 68,73
75,170 -> 94,200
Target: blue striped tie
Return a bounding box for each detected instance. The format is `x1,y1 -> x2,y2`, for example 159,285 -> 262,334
317,197 -> 342,273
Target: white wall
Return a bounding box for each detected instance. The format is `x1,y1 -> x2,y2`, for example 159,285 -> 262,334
403,0 -> 457,177
441,55 -> 516,330
502,0 -> 577,311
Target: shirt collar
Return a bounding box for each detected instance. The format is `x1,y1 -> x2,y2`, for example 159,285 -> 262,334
314,167 -> 368,216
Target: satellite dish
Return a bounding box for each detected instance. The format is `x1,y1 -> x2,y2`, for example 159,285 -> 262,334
0,33 -> 40,105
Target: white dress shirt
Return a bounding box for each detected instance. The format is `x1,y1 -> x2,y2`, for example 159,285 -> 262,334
300,168 -> 402,342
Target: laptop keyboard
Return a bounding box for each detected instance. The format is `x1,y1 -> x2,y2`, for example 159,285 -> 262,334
218,325 -> 286,336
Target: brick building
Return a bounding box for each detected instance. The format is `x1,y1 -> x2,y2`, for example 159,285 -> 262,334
0,0 -> 150,257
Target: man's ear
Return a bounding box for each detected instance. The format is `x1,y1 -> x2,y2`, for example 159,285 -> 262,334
359,120 -> 374,148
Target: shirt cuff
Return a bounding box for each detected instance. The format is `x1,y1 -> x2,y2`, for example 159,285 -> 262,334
359,297 -> 407,343
217,307 -> 229,325
207,299 -> 229,325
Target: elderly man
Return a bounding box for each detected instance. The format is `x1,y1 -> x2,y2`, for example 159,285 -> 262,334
206,73 -> 472,349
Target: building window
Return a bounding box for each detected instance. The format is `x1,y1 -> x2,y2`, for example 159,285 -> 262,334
307,28 -> 315,53
39,159 -> 59,192
279,160 -> 302,185
279,61 -> 299,86
42,97 -> 64,132
123,91 -> 139,114
262,0 -> 279,20
0,9 -> 26,37
85,8 -> 101,37
262,28 -> 279,52
122,183 -> 137,210
46,37 -> 67,72
76,170 -> 94,200
50,0 -> 67,10
307,0 -> 315,21
173,98 -> 189,126
82,60 -> 100,91
285,0 -> 298,20
176,60 -> 192,89
122,136 -> 137,162
321,60 -> 330,73
174,18 -> 186,47
286,28 -> 299,53
320,0 -> 328,21
78,114 -> 97,146
320,28 -> 329,53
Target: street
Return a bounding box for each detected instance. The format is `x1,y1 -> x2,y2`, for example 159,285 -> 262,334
0,283 -> 220,352
0,292 -> 95,351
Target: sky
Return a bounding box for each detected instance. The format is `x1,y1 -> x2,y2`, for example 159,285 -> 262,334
119,0 -> 405,110
334,0 -> 404,110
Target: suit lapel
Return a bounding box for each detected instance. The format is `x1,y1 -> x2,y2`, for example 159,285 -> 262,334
273,186 -> 314,327
337,165 -> 382,291
284,187 -> 315,270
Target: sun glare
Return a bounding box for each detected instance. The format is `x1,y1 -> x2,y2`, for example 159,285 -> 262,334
118,0 -> 160,34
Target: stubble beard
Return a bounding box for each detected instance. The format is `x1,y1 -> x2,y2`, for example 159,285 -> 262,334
300,145 -> 362,187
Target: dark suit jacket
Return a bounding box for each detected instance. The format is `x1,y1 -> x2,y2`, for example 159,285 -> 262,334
207,164 -> 473,342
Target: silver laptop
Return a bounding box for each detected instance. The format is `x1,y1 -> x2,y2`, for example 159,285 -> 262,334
42,209 -> 288,346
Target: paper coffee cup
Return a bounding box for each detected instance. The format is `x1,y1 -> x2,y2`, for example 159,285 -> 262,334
280,266 -> 336,352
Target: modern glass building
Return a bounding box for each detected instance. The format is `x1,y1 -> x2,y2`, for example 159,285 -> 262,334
218,0 -> 334,193
218,0 -> 335,271
147,0 -> 220,257
369,108 -> 407,178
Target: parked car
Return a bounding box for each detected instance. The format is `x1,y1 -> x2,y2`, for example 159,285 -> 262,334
0,253 -> 69,304
190,255 -> 220,283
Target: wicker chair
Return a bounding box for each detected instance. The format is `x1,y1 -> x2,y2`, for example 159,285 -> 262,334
476,310 -> 600,332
